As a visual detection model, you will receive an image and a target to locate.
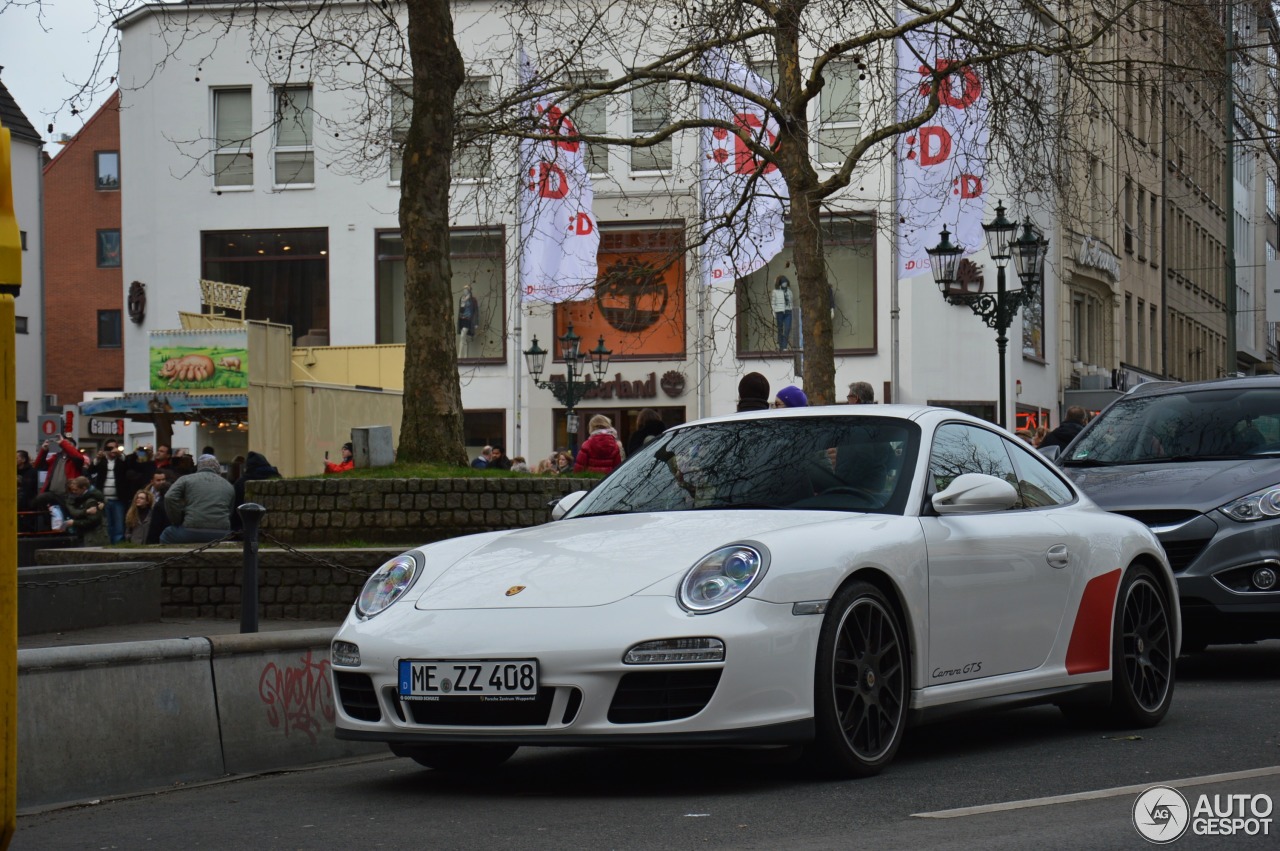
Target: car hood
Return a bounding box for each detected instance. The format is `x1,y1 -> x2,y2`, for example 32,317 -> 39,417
1064,458 -> 1280,512
412,510 -> 841,610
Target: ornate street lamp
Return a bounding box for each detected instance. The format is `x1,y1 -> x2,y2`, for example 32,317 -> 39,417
927,202 -> 1049,430
523,323 -> 613,429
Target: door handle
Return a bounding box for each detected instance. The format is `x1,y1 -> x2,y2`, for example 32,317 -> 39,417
1046,544 -> 1070,569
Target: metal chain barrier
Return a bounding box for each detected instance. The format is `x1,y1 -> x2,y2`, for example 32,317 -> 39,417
257,531 -> 373,576
16,533 -> 239,588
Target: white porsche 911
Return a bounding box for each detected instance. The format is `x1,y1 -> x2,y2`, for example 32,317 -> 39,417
332,406 -> 1179,777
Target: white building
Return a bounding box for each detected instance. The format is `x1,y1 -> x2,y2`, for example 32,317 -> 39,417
0,73 -> 47,452
115,1 -> 1062,460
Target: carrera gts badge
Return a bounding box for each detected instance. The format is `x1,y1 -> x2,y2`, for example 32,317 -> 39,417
505,585 -> 526,597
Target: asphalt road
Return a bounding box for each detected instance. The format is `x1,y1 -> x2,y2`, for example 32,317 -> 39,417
14,642 -> 1280,850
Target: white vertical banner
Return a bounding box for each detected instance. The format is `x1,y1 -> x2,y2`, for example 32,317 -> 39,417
700,49 -> 788,287
518,48 -> 599,303
895,22 -> 989,279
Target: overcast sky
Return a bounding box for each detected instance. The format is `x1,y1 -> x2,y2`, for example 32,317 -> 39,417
0,1 -> 116,148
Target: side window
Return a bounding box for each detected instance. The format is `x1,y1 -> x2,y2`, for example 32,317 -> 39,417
1005,438 -> 1076,508
929,423 -> 1017,496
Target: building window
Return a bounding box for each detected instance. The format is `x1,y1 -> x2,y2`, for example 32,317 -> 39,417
95,151 -> 120,190
629,82 -> 671,172
389,81 -> 411,183
16,401 -> 28,423
569,72 -> 609,175
97,310 -> 122,348
817,62 -> 860,166
273,85 -> 315,186
454,78 -> 492,180
19,231 -> 26,250
213,88 -> 253,188
201,229 -> 329,344
559,224 -> 686,359
737,215 -> 875,355
15,316 -> 27,334
96,229 -> 121,268
375,228 -> 506,362
1268,176 -> 1278,220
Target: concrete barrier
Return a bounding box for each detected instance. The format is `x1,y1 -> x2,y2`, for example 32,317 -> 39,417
18,639 -> 224,808
208,629 -> 380,774
17,628 -> 381,810
18,563 -> 160,636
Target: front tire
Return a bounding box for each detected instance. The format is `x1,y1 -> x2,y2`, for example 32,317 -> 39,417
806,581 -> 909,778
391,743 -> 518,772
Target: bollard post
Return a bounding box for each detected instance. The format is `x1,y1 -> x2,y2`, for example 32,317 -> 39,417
238,503 -> 267,634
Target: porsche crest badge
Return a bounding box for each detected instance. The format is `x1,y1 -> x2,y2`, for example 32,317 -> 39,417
505,585 -> 526,597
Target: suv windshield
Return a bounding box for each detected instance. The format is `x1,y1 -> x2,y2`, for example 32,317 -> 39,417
569,416 -> 921,516
1065,387 -> 1280,465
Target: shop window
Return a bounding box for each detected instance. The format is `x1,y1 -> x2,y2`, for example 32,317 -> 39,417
213,88 -> 253,188
556,225 -> 686,360
736,215 -> 874,355
273,85 -> 315,186
97,229 -> 121,268
98,310 -> 122,348
201,229 -> 329,343
375,228 -> 506,361
463,410 -> 506,460
95,151 -> 120,190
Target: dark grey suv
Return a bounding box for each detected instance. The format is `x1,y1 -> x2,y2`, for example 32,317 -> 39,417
1056,376 -> 1280,650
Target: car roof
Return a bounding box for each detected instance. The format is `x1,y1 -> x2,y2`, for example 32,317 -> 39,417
672,403 -> 994,431
1122,374 -> 1280,399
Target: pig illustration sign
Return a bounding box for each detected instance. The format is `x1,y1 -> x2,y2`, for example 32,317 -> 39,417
896,23 -> 989,278
149,328 -> 249,390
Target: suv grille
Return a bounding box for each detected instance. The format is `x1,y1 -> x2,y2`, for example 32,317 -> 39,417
608,670 -> 722,724
405,690 -> 555,726
334,672 -> 381,722
1112,509 -> 1201,527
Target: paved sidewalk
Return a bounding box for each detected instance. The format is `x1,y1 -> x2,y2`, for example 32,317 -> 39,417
18,617 -> 345,650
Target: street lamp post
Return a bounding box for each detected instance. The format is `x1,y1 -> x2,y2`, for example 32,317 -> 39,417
926,201 -> 1048,430
523,323 -> 612,434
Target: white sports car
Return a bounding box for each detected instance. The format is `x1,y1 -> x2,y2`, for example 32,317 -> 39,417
332,406 -> 1179,777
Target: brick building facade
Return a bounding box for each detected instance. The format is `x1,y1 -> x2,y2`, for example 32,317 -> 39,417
43,92 -> 124,410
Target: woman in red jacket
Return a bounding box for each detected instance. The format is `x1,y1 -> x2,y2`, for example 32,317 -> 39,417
573,415 -> 623,474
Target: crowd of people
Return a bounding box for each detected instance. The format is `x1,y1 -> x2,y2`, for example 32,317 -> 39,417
17,436 -> 281,547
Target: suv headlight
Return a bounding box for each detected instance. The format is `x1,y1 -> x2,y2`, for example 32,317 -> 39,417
679,545 -> 768,613
1219,485 -> 1280,522
356,553 -> 422,617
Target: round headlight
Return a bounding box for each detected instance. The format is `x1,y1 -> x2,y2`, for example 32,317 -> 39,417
356,553 -> 421,617
679,545 -> 766,613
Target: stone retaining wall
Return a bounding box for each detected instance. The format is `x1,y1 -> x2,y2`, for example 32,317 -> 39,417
246,476 -> 597,545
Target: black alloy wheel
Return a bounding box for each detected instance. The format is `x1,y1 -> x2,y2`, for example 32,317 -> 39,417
1114,565 -> 1175,725
807,580 -> 909,777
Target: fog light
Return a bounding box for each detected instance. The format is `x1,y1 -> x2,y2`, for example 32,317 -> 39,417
1253,567 -> 1278,591
624,638 -> 725,664
331,640 -> 361,666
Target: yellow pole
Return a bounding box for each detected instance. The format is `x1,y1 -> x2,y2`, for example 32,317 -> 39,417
0,117 -> 23,850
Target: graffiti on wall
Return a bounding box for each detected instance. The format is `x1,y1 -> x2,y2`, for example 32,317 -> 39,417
258,650 -> 335,743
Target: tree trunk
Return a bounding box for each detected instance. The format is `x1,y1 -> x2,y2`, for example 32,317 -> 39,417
788,188 -> 836,405
397,0 -> 468,464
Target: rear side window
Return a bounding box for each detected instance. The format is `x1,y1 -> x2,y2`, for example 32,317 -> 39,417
929,423 -> 1017,493
1005,439 -> 1075,507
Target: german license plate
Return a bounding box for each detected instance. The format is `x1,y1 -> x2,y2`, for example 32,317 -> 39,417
398,659 -> 539,700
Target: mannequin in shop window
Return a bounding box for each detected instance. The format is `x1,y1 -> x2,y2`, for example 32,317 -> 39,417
771,275 -> 793,351
458,285 -> 480,358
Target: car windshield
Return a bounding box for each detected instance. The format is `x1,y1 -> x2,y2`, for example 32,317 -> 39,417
1065,387 -> 1280,465
569,415 -> 920,516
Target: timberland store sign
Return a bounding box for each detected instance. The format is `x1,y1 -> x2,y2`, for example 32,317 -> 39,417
549,372 -> 663,401
1076,235 -> 1120,281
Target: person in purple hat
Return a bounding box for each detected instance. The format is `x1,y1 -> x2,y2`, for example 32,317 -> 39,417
773,385 -> 808,408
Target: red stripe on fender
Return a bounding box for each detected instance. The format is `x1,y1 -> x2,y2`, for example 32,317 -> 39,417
1065,568 -> 1123,675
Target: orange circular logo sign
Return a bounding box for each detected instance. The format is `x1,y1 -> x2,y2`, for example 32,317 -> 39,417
505,586 -> 526,597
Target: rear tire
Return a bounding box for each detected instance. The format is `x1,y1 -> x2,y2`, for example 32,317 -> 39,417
805,581 -> 909,778
1060,564 -> 1174,727
393,743 -> 519,772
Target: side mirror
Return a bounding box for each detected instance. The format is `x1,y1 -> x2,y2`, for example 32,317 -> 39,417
550,490 -> 588,521
1038,444 -> 1061,463
932,473 -> 1019,515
